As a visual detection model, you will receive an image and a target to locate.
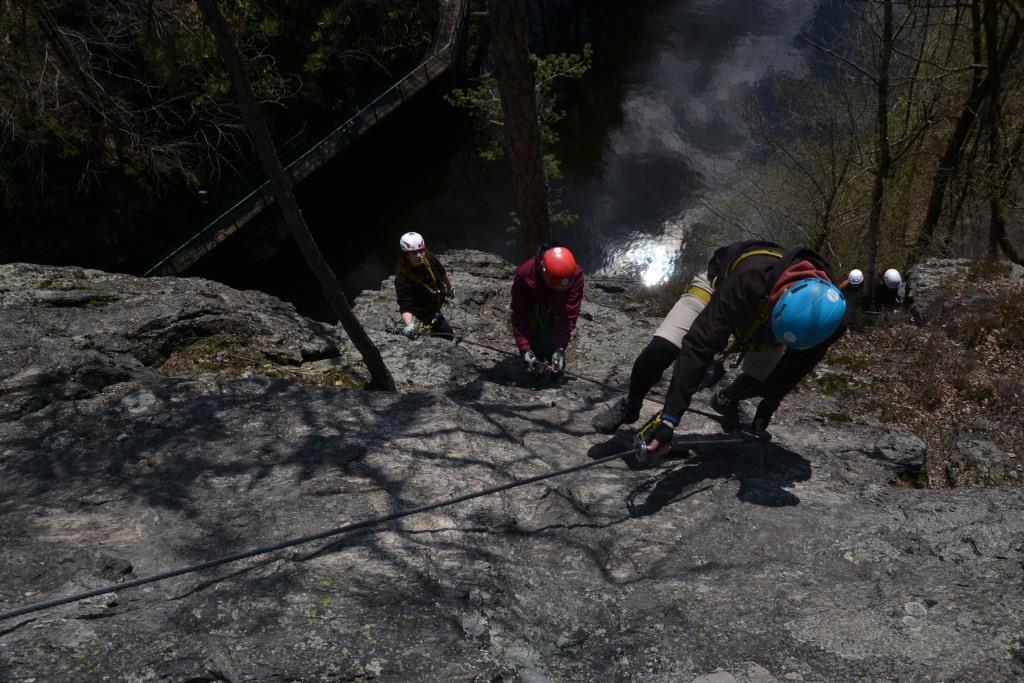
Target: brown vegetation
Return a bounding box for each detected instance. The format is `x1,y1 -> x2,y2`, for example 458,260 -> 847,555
820,271 -> 1023,487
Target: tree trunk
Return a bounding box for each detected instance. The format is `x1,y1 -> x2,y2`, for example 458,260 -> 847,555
913,10 -> 1020,259
996,116 -> 1024,264
984,0 -> 1006,258
488,0 -> 550,256
195,0 -> 395,391
864,0 -> 893,307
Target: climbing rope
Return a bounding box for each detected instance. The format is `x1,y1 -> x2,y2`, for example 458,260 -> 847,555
448,334 -> 752,428
0,328 -> 772,621
383,326 -> 769,445
6,436 -> 746,622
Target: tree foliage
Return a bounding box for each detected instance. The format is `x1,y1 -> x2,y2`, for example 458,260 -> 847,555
704,0 -> 1024,278
0,0 -> 436,269
446,44 -> 592,234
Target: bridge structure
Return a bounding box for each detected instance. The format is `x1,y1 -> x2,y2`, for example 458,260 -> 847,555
144,0 -> 469,277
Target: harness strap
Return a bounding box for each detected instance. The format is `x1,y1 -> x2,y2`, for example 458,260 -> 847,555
711,248 -> 784,289
732,249 -> 784,345
685,282 -> 713,305
399,258 -> 442,297
728,248 -> 783,274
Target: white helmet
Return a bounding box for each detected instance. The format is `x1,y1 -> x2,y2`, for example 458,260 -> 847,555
399,231 -> 425,253
883,268 -> 901,289
847,269 -> 864,286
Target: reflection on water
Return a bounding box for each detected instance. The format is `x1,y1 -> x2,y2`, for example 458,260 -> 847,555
601,219 -> 686,286
561,0 -> 822,284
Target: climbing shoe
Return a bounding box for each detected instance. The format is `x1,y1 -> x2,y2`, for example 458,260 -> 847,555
592,397 -> 642,434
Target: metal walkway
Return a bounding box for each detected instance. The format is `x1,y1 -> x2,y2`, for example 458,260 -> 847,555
145,0 -> 469,277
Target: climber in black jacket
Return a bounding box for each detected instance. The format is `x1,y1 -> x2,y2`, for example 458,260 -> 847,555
394,231 -> 454,340
592,240 -> 851,455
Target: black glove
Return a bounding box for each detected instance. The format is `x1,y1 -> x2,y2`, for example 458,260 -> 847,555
750,399 -> 779,434
637,413 -> 678,457
550,349 -> 566,374
647,420 -> 674,450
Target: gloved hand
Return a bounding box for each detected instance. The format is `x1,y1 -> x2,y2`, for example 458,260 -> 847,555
401,322 -> 417,338
523,349 -> 540,374
639,413 -> 678,458
550,349 -> 566,374
749,399 -> 778,434
445,284 -> 455,302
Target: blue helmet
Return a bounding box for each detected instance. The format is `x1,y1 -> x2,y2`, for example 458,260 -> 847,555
771,277 -> 846,350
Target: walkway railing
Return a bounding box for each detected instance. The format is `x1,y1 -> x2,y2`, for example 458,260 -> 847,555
144,0 -> 469,277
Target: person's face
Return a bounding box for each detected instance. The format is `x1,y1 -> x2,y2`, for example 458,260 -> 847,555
404,250 -> 426,267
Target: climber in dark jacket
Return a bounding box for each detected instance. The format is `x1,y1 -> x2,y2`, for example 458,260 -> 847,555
592,240 -> 850,455
872,268 -> 903,312
394,231 -> 454,339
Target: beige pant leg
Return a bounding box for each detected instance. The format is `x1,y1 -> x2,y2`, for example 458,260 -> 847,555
654,273 -> 713,349
741,345 -> 787,382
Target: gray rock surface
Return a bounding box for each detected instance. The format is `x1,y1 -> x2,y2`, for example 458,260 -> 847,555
907,257 -> 1024,322
2,253 -> 1023,682
946,436 -> 1024,487
906,258 -> 971,323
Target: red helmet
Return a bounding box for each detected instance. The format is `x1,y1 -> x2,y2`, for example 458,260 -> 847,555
541,246 -> 577,291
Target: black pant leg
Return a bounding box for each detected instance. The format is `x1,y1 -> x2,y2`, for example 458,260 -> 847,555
628,336 -> 679,404
428,313 -> 454,340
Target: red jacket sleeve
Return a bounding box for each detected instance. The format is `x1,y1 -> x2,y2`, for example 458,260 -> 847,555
510,273 -> 532,352
555,271 -> 584,350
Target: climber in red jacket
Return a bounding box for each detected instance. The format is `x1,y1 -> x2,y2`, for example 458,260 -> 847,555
510,243 -> 585,377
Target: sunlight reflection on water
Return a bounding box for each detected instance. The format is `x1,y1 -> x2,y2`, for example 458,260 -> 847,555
599,221 -> 685,287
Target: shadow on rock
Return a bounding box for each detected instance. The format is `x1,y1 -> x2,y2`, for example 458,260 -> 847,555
471,354 -> 567,390
585,435 -> 811,517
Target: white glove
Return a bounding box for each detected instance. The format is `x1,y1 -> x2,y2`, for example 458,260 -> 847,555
550,349 -> 566,374
401,322 -> 417,338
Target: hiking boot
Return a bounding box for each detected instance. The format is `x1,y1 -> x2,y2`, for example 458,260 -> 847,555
710,389 -> 738,420
592,397 -> 641,434
710,390 -> 753,431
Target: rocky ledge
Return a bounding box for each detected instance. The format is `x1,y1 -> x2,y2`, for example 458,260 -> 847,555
1,253 -> 1022,681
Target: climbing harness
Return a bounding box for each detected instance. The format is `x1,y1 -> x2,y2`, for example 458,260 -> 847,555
706,248 -> 785,368
397,257 -> 445,307
387,312 -> 441,340
529,301 -> 559,333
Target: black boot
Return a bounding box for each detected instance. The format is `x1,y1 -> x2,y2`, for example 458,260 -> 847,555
592,397 -> 642,434
710,389 -> 753,431
710,389 -> 739,422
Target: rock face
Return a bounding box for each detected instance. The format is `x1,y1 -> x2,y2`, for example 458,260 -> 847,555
2,253 -> 1023,682
946,436 -> 1023,487
907,257 -> 1024,322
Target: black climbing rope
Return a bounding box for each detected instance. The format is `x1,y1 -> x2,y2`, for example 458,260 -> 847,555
449,334 -> 759,431
0,330 -> 774,622
4,437 -> 715,622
